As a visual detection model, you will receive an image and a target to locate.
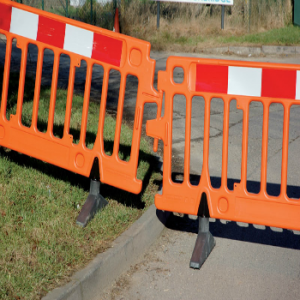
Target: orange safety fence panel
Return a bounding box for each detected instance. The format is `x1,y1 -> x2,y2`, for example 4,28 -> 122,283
0,0 -> 162,194
147,56 -> 300,231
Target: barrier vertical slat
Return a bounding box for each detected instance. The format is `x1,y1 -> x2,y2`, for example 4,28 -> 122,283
203,96 -> 210,181
31,47 -> 44,130
184,96 -> 192,184
113,74 -> 126,157
129,101 -> 144,177
167,91 -> 173,180
47,53 -> 60,135
280,103 -> 290,197
80,62 -> 92,147
153,99 -> 162,152
1,35 -> 12,119
260,103 -> 270,195
221,98 -> 230,190
16,43 -> 28,124
98,68 -> 109,149
63,60 -> 76,139
97,68 -> 109,153
131,102 -> 143,157
240,101 -> 250,189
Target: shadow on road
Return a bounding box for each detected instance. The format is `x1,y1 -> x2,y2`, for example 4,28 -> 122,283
160,175 -> 300,250
165,213 -> 300,250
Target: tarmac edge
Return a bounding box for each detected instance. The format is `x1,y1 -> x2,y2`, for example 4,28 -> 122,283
42,205 -> 170,300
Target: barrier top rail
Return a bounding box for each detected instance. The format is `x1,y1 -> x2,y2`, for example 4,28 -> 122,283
0,0 -> 162,194
147,56 -> 300,231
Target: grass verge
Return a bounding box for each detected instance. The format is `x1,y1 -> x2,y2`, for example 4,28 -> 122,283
216,25 -> 300,46
139,24 -> 300,53
0,72 -> 161,299
119,0 -> 295,53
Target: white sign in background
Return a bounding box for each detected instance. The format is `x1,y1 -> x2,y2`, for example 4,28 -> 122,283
153,0 -> 233,5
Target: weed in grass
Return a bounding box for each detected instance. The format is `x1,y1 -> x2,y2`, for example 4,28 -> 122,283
175,36 -> 189,45
0,69 -> 161,299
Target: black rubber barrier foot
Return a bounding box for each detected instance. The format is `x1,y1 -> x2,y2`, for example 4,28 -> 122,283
189,216 -> 216,269
76,179 -> 108,228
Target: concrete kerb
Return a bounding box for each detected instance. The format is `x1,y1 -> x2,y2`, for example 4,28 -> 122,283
41,154 -> 167,299
43,205 -> 171,300
201,45 -> 300,57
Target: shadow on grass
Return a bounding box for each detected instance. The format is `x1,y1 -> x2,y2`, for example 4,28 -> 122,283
0,141 -> 158,209
0,65 -> 161,210
162,173 -> 300,250
0,138 -> 160,210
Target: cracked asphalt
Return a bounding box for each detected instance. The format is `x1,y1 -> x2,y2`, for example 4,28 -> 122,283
1,36 -> 300,299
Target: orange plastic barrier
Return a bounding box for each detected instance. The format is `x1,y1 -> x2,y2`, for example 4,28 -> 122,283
147,56 -> 300,231
0,0 -> 162,194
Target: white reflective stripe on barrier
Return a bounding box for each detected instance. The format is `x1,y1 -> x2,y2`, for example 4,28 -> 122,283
196,64 -> 300,100
0,2 -> 123,67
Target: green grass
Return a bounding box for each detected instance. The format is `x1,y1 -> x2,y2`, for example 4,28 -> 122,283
217,25 -> 300,46
145,25 -> 300,52
0,73 -> 161,299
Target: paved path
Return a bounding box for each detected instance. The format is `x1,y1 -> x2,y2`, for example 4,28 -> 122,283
101,216 -> 300,300
1,38 -> 300,299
